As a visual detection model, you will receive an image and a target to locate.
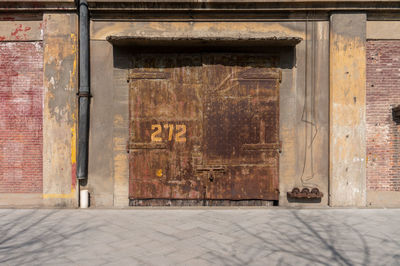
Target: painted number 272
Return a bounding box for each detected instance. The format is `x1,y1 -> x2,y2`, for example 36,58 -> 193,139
151,124 -> 186,143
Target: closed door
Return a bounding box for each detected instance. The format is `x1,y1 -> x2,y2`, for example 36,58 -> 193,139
128,53 -> 280,202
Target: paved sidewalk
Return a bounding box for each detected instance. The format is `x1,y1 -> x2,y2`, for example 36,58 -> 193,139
0,208 -> 399,266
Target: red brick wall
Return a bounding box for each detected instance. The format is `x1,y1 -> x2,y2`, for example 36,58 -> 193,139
0,42 -> 43,193
367,40 -> 400,191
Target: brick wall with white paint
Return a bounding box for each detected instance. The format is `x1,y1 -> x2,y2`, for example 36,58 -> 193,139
0,42 -> 43,193
367,40 -> 400,191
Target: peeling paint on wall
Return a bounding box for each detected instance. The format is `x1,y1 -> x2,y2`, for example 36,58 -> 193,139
0,21 -> 42,41
42,13 -> 78,206
91,21 -> 305,41
0,42 -> 43,193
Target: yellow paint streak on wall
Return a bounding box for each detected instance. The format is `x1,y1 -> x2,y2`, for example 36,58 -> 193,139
70,34 -> 77,166
330,36 -> 366,127
70,33 -> 77,77
43,189 -> 76,199
43,114 -> 77,200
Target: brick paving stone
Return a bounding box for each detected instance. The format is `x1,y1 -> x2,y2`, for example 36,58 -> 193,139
174,227 -> 210,240
166,248 -> 204,263
0,209 -> 400,265
201,231 -> 236,244
177,258 -> 213,266
172,235 -> 208,249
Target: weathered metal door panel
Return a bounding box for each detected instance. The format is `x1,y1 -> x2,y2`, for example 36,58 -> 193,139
201,54 -> 280,200
129,54 -> 204,200
129,53 -> 280,202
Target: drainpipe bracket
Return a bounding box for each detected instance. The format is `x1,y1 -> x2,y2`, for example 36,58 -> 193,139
76,91 -> 92,98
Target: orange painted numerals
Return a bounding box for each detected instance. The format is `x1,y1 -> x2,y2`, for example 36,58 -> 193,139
175,125 -> 186,143
151,123 -> 187,143
164,124 -> 174,141
151,124 -> 162,142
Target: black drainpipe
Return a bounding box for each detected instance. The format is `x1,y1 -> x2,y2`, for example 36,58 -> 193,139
77,0 -> 90,180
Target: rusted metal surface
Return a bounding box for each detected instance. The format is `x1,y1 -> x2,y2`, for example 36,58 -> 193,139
106,36 -> 302,48
287,187 -> 323,199
128,53 -> 280,203
129,199 -> 274,207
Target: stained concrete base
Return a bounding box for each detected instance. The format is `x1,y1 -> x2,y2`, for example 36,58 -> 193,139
0,193 -> 43,207
367,191 -> 400,208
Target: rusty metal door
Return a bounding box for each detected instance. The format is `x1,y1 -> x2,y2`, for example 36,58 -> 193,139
128,53 -> 280,203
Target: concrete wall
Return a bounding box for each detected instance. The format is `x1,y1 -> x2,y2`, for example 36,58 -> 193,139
86,37 -> 131,207
42,14 -> 79,207
329,13 -> 367,207
86,40 -> 115,207
280,21 -> 329,207
88,21 -> 330,207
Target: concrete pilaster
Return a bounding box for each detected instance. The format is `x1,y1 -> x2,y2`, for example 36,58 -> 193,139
42,14 -> 79,207
329,13 -> 367,206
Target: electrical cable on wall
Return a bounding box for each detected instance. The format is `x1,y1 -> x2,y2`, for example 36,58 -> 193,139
300,12 -> 319,188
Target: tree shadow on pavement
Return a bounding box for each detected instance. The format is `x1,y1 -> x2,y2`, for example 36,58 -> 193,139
0,209 -> 92,265
205,210 -> 400,266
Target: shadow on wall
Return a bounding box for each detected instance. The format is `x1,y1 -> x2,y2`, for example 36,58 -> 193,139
112,45 -> 295,70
